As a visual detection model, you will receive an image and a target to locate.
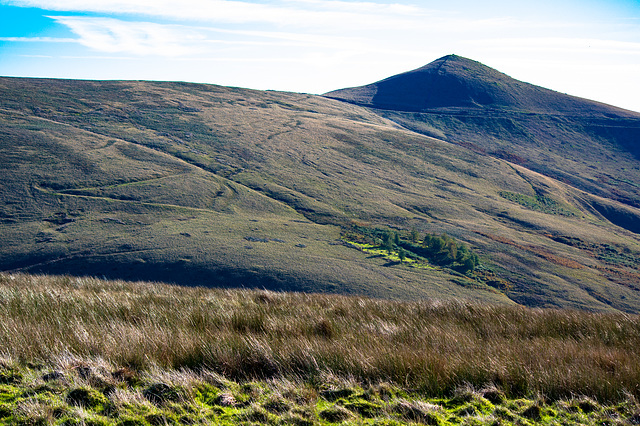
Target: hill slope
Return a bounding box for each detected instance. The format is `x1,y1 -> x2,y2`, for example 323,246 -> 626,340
325,55 -> 640,214
1,70 -> 640,312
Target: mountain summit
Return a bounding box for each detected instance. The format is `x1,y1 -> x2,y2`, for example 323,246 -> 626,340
325,55 -> 631,115
325,54 -> 640,217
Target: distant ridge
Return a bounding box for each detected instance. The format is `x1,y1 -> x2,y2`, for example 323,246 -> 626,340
325,54 -> 638,116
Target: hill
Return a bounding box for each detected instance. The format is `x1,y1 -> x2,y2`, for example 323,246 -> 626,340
1,60 -> 640,312
325,54 -> 640,213
325,54 -> 637,115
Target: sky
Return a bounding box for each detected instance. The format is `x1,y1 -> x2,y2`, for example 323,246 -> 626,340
1,0 -> 640,112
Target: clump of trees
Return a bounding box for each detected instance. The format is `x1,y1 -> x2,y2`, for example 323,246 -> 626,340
416,233 -> 479,273
345,226 -> 479,273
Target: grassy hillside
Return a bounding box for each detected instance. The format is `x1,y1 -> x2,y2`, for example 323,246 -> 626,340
325,54 -> 640,212
1,75 -> 640,311
1,273 -> 639,425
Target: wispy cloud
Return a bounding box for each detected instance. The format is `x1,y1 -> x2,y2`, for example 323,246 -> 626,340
49,16 -> 207,56
45,15 -> 374,56
4,0 -> 601,55
285,0 -> 421,13
5,0 -> 427,29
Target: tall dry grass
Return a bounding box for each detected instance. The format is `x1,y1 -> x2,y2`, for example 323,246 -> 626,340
1,272 -> 639,402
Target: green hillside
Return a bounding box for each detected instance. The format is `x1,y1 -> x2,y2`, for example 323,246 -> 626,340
326,54 -> 640,213
1,60 -> 640,311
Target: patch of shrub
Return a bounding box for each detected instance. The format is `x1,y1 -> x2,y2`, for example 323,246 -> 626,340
343,399 -> 382,418
392,400 -> 441,425
66,387 -> 109,412
344,225 -> 480,273
318,405 -> 353,422
499,191 -> 576,216
143,383 -> 181,405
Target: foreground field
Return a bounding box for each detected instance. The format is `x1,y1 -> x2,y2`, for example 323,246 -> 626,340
1,273 -> 639,425
2,361 -> 639,425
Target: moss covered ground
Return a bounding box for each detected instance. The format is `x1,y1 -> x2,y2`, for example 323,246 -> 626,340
1,361 -> 638,425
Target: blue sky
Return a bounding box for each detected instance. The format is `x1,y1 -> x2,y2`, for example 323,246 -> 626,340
1,0 -> 640,112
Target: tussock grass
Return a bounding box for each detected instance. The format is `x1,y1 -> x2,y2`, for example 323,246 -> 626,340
1,273 -> 639,404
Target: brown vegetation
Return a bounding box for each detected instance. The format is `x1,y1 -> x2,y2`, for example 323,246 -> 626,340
477,231 -> 584,269
1,273 -> 639,403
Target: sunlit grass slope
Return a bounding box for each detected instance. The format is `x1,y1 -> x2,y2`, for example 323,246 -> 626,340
0,273 -> 639,425
1,76 -> 640,311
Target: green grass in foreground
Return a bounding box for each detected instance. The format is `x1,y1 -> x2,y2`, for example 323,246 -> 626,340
1,273 -> 640,424
1,361 -> 639,425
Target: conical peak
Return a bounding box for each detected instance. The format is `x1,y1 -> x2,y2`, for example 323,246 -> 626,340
416,54 -> 473,69
326,55 -> 520,111
405,55 -> 510,83
325,55 -> 614,114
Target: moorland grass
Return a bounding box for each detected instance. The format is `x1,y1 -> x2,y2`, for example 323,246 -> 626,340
1,272 -> 639,405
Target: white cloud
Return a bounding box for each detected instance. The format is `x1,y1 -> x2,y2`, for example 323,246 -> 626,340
46,15 -> 376,56
49,16 -> 207,56
283,0 -> 425,15
5,0 -> 425,29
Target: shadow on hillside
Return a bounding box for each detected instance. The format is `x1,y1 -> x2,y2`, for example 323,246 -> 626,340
14,257 -> 320,293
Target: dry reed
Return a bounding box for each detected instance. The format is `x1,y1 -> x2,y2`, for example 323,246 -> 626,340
1,272 -> 639,402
